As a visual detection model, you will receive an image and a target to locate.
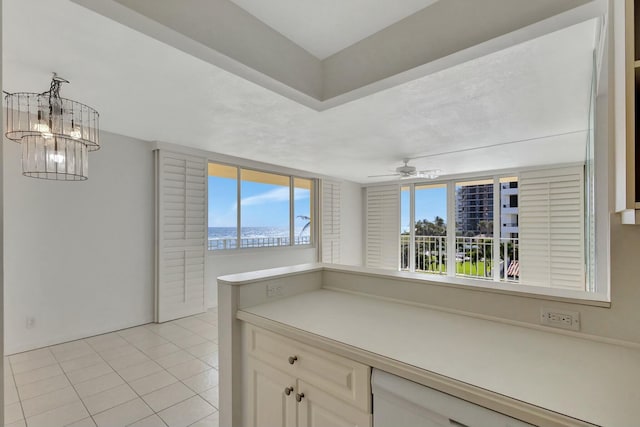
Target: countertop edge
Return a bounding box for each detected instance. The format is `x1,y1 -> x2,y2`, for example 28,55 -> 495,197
217,263 -> 323,285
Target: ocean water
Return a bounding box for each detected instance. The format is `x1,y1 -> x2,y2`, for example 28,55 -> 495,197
208,226 -> 308,240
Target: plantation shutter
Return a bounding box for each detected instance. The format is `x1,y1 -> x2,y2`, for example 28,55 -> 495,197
321,180 -> 341,263
519,166 -> 585,290
366,185 -> 400,270
155,150 -> 207,322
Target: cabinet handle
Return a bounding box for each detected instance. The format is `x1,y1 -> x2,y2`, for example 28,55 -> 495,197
284,387 -> 294,396
295,392 -> 305,402
288,355 -> 298,365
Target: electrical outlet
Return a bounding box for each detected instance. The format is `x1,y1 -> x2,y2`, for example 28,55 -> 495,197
26,316 -> 35,329
266,284 -> 284,298
540,308 -> 580,331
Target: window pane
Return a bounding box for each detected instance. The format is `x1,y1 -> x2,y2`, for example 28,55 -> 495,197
294,178 -> 313,245
455,179 -> 493,279
499,177 -> 519,282
414,184 -> 447,274
208,162 -> 238,250
240,169 -> 290,248
400,186 -> 410,270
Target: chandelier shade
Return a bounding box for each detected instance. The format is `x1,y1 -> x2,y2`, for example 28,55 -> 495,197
3,74 -> 100,181
5,91 -> 100,150
21,135 -> 89,181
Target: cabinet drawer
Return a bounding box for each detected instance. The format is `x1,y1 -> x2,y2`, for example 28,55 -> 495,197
245,324 -> 371,412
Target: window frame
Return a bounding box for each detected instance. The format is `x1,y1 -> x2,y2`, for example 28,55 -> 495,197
207,161 -> 317,253
394,162 -> 609,305
402,175 -> 503,280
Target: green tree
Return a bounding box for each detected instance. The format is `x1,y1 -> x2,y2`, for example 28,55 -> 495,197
414,216 -> 447,272
477,220 -> 493,235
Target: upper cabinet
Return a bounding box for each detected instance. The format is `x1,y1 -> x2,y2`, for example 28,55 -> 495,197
618,0 -> 640,223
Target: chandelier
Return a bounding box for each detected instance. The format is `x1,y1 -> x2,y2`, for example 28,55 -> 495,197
4,73 -> 100,181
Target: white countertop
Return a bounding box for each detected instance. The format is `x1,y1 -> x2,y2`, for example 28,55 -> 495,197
240,289 -> 640,426
218,263 -> 323,285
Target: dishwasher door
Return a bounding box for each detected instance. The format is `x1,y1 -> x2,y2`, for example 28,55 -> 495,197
371,369 -> 534,427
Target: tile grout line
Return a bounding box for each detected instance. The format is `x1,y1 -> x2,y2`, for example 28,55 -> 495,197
20,328 -> 176,425
55,349 -> 101,427
6,312 -> 219,427
90,320 -> 217,426
123,322 -> 217,425
85,335 -> 165,427
8,355 -> 29,427
121,321 -> 219,425
135,321 -> 218,425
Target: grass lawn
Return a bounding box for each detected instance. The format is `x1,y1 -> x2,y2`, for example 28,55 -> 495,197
416,259 -> 490,277
456,261 -> 489,277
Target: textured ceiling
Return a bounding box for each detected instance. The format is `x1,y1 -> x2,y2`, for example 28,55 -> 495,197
227,0 -> 439,59
2,0 -> 597,183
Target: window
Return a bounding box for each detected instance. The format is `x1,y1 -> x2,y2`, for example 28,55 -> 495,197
208,163 -> 238,250
396,166 -> 591,292
208,162 -> 314,250
294,178 -> 313,246
456,179 -> 494,280
240,169 -> 290,248
401,184 -> 447,273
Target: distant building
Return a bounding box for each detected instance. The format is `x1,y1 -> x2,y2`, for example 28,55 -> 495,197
500,181 -> 519,238
455,183 -> 494,235
455,181 -> 519,238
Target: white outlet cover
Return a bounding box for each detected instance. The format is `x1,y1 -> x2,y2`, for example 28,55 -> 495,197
540,308 -> 580,331
266,284 -> 284,297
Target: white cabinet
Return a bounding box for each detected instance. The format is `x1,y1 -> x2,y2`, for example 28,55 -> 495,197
243,324 -> 372,427
617,0 -> 640,223
245,357 -> 297,427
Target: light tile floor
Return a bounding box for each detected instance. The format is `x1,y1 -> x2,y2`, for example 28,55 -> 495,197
4,310 -> 220,427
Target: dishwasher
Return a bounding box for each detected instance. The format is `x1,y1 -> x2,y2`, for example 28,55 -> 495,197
372,369 -> 534,427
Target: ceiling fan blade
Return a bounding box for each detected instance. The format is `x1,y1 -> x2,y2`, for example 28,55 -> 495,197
367,173 -> 400,178
417,169 -> 441,179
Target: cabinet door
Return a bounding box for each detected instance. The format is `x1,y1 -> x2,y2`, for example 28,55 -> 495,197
245,324 -> 371,412
297,381 -> 371,427
246,357 -> 297,427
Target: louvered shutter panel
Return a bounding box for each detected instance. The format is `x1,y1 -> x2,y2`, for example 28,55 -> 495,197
366,185 -> 400,269
155,150 -> 207,322
321,180 -> 341,263
519,166 -> 585,290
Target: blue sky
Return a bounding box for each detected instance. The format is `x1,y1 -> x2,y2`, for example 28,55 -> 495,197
401,186 -> 447,232
208,176 -> 310,229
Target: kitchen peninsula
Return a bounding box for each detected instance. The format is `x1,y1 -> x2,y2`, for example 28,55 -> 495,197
217,264 -> 640,427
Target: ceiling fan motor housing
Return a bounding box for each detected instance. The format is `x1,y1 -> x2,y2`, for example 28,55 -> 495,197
396,164 -> 417,176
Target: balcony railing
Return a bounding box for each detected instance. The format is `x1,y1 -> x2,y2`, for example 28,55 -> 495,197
208,235 -> 311,250
400,235 -> 519,282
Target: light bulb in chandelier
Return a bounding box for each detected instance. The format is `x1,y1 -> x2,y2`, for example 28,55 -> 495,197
48,152 -> 65,164
34,109 -> 53,138
69,127 -> 81,140
32,122 -> 53,139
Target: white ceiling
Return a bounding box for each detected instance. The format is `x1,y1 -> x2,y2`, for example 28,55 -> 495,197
2,0 -> 598,184
227,0 -> 440,59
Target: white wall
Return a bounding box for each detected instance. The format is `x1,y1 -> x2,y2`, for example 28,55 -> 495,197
4,129 -> 363,350
4,131 -> 154,354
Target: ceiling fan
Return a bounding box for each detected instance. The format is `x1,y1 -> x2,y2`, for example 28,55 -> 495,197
368,159 -> 441,180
